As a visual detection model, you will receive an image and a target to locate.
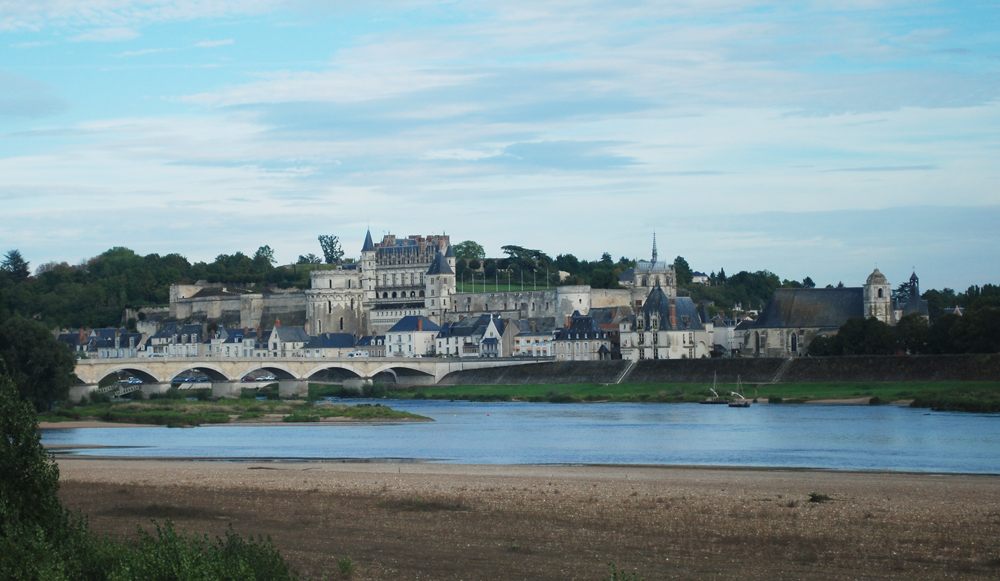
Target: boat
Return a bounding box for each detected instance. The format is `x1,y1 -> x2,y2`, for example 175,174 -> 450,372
699,373 -> 729,404
728,376 -> 751,408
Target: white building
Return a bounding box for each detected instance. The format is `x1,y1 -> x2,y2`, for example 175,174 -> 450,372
620,287 -> 712,360
386,316 -> 441,357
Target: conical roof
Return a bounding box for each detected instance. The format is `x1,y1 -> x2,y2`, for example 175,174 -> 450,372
444,244 -> 455,258
426,251 -> 454,275
361,229 -> 375,252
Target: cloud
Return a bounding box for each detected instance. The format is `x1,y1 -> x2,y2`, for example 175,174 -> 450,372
195,39 -> 234,47
480,140 -> 637,170
70,27 -> 139,42
118,47 -> 170,57
0,71 -> 68,118
0,1 -> 278,31
824,165 -> 938,173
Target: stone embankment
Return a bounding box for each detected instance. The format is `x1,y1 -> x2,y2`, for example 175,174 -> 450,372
440,354 -> 1000,385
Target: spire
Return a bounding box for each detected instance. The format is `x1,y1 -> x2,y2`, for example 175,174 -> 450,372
361,229 -> 375,252
651,232 -> 658,264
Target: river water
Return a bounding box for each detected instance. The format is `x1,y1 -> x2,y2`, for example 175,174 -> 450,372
42,400 -> 1000,474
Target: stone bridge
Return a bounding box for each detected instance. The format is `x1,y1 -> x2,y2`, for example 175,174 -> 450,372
73,356 -> 548,400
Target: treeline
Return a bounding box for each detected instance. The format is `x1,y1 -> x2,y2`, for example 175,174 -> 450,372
809,310 -> 1000,356
0,247 -> 320,329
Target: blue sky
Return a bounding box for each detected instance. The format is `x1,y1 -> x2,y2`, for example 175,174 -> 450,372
2,1 -> 998,291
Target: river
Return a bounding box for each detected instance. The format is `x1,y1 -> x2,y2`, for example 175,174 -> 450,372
42,400 -> 1000,474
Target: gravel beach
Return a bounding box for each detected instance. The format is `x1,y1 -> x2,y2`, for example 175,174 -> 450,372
56,458 -> 1000,580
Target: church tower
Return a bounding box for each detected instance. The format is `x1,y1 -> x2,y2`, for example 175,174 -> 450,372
863,268 -> 893,324
360,229 -> 377,304
651,232 -> 658,264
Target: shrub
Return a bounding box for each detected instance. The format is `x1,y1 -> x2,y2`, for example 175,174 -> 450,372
868,396 -> 882,405
337,554 -> 355,577
768,396 -> 783,404
604,562 -> 643,581
808,493 -> 832,503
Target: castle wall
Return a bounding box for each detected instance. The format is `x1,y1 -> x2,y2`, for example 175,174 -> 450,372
590,289 -> 632,309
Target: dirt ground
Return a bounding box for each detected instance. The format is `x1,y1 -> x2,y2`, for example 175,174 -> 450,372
56,458 -> 1000,580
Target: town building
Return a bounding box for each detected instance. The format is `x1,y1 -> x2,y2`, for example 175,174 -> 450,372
619,287 -> 712,360
553,311 -> 612,361
385,315 -> 441,357
435,314 -> 515,358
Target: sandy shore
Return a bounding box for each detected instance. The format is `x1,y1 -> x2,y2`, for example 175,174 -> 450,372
56,458 -> 1000,580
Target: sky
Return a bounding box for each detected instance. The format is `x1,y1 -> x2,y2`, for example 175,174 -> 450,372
1,0 -> 998,292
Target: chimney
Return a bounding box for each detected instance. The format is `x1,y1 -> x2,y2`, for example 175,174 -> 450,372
276,318 -> 281,327
78,329 -> 86,345
417,317 -> 423,331
243,326 -> 248,336
304,320 -> 310,335
566,315 -> 572,328
669,299 -> 677,329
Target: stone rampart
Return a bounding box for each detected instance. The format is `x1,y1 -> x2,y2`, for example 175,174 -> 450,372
440,361 -> 628,385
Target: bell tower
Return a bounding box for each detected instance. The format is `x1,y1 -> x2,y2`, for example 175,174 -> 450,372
863,267 -> 893,324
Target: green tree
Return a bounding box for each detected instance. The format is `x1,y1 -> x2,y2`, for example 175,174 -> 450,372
296,253 -> 322,265
0,317 -> 77,411
590,269 -> 620,289
674,256 -> 693,287
802,276 -> 816,288
452,240 -> 486,260
895,312 -> 929,354
1,250 -> 30,284
253,245 -> 276,267
318,235 -> 344,265
833,317 -> 896,356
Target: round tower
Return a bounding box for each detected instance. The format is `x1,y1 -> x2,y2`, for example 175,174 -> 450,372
864,268 -> 893,324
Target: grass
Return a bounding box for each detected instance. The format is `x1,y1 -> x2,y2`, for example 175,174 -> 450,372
396,380 -> 1000,409
454,281 -> 556,293
41,399 -> 430,426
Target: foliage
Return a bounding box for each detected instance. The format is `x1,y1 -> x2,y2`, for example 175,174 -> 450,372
1,367 -> 299,580
673,256 -> 693,287
318,235 -> 344,265
809,317 -> 896,356
1,250 -> 30,284
452,240 -> 486,260
603,563 -> 643,581
297,253 -> 322,265
337,555 -> 355,577
0,317 -> 77,411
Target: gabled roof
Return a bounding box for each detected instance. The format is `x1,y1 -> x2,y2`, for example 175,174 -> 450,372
639,287 -> 705,331
270,326 -> 311,343
555,311 -> 606,340
304,333 -> 355,349
426,251 -> 454,275
362,229 -> 375,252
387,315 -> 441,333
753,288 -> 864,329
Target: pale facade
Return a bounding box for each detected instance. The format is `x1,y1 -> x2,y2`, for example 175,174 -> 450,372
620,288 -> 712,360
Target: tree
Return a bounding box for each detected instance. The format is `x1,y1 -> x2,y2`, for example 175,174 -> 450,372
895,312 -> 929,354
802,276 -> 815,289
297,253 -> 322,265
0,317 -> 77,412
317,235 -> 344,265
833,317 -> 896,356
589,269 -> 620,289
1,250 -> 29,284
253,245 -> 276,267
452,240 -> 486,260
674,256 -> 693,287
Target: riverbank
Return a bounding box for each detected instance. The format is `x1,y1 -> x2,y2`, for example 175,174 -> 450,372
56,458 -> 1000,580
40,400 -> 431,427
392,380 -> 1000,408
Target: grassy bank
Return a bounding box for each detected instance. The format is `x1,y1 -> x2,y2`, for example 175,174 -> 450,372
41,398 -> 431,427
394,380 -> 1000,409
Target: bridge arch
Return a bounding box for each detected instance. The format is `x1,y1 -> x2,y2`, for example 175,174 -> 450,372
234,362 -> 301,381
303,363 -> 364,382
168,362 -> 232,382
91,364 -> 164,385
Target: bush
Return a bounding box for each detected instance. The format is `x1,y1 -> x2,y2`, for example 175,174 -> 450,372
337,554 -> 355,577
768,396 -> 783,404
0,367 -> 299,580
868,396 -> 883,405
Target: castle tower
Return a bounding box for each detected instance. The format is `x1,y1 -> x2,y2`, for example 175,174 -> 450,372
863,267 -> 893,324
360,229 -> 377,304
444,243 -> 456,273
425,251 -> 455,324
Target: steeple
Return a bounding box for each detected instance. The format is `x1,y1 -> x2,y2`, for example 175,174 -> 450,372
651,232 -> 658,264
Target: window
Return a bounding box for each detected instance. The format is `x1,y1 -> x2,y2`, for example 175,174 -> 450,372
878,288 -> 884,298
339,317 -> 344,331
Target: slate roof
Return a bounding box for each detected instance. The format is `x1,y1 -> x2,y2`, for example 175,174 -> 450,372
361,229 -> 375,252
387,316 -> 441,333
437,314 -> 501,339
635,260 -> 671,273
57,332 -> 89,348
270,326 -> 312,343
555,311 -> 607,340
618,268 -> 635,283
639,287 -> 705,331
753,288 -> 864,329
444,244 -> 455,258
304,333 -> 356,349
426,251 -> 454,275
222,329 -> 249,344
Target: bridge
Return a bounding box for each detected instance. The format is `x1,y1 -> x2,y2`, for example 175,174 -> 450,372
72,356 -> 548,400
